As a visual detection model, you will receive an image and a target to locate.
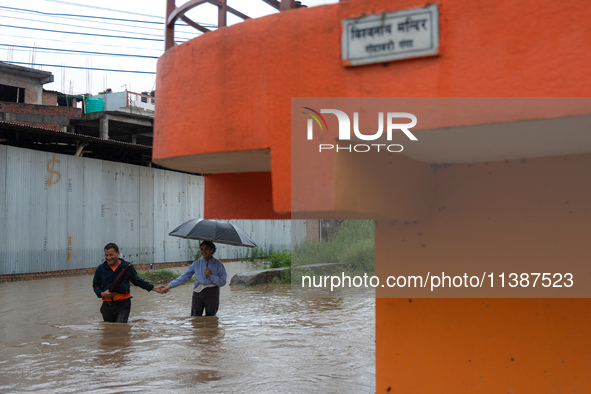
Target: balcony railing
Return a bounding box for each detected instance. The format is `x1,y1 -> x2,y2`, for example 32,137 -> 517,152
165,0 -> 305,50
126,91 -> 155,113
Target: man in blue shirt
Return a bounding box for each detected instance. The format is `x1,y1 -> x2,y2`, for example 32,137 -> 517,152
163,241 -> 227,316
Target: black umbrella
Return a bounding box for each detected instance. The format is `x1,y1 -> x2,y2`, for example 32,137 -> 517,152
168,219 -> 257,248
109,264 -> 131,293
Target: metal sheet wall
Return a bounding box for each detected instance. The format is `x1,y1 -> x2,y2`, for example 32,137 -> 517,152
0,145 -> 305,275
138,166 -> 155,264
0,146 -> 6,273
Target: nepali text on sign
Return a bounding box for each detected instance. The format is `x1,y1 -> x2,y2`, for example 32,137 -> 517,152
341,5 -> 439,67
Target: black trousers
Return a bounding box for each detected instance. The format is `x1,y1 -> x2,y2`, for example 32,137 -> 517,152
191,286 -> 220,316
100,298 -> 132,323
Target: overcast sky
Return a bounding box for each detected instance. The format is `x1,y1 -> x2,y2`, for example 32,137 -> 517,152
0,0 -> 337,96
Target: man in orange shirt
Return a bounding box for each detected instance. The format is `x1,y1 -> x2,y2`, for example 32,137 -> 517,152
92,243 -> 165,323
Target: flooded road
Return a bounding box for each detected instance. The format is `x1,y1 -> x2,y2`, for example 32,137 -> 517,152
0,261 -> 375,392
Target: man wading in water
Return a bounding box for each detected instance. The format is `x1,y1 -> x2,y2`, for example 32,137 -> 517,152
163,241 -> 227,316
93,243 -> 166,323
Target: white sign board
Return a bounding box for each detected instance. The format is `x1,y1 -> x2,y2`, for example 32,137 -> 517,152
341,5 -> 439,67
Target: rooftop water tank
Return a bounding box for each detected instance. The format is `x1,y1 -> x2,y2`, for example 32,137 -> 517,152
85,97 -> 105,114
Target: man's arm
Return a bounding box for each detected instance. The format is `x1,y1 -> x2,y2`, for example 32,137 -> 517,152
92,267 -> 104,298
162,262 -> 197,293
128,264 -> 155,292
168,263 -> 197,288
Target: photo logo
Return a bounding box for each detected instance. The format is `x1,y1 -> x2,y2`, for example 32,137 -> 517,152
302,107 -> 329,139
303,107 -> 418,152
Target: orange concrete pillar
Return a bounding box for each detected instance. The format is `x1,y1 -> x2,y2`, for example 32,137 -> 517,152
154,0 -> 591,390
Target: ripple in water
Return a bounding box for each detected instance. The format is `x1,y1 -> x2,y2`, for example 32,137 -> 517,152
0,262 -> 375,392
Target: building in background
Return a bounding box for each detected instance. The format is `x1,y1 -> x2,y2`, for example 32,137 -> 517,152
0,62 -> 153,166
0,62 -> 303,281
0,61 -> 54,105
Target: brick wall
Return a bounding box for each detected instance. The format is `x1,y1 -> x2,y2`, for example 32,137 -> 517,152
306,219 -> 320,241
0,102 -> 81,117
25,85 -> 39,104
42,90 -> 58,106
0,102 -> 81,131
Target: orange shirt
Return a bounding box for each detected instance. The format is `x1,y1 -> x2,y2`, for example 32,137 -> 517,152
102,260 -> 132,302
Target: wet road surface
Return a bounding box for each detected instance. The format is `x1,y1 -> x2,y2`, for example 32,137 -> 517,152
0,261 -> 375,392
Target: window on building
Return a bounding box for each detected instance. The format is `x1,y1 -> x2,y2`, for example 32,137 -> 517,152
0,84 -> 25,103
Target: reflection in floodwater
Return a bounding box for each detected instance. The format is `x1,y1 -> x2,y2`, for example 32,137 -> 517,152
97,323 -> 133,367
0,262 -> 374,392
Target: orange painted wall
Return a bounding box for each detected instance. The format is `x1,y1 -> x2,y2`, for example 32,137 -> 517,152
155,0 -> 591,215
204,173 -> 290,220
376,298 -> 590,391
154,0 -> 591,391
372,154 -> 591,390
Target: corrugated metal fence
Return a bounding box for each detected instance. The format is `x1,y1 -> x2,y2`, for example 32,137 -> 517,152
0,145 -> 304,275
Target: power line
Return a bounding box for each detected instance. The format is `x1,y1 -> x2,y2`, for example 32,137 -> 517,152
44,0 -> 167,20
0,33 -> 163,53
5,61 -> 156,74
0,24 -> 163,42
0,14 -> 167,40
0,5 -> 164,25
0,43 -> 159,59
0,5 -> 217,30
55,1 -> 222,32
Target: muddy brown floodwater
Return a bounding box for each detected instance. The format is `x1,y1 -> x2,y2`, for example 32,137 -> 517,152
0,261 -> 375,392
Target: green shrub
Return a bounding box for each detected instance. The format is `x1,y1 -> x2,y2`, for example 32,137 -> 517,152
240,246 -> 272,262
338,237 -> 375,272
289,267 -> 315,285
269,249 -> 291,268
292,239 -> 337,267
270,270 -> 291,284
138,268 -> 195,284
333,219 -> 375,247
138,269 -> 178,285
292,219 -> 375,270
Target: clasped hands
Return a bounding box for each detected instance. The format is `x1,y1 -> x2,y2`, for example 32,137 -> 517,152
153,285 -> 171,294
152,267 -> 211,295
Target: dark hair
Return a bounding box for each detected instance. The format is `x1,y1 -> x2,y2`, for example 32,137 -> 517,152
200,240 -> 216,255
104,243 -> 119,253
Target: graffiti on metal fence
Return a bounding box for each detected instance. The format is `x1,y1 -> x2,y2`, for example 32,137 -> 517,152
47,154 -> 61,186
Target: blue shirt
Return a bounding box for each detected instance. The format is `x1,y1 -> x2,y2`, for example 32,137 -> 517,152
168,257 -> 227,289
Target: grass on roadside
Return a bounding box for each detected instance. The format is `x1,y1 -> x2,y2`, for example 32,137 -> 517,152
293,219 -> 375,272
241,246 -> 292,283
290,219 -> 376,284
241,247 -> 291,268
137,269 -> 192,285
241,220 -> 375,285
